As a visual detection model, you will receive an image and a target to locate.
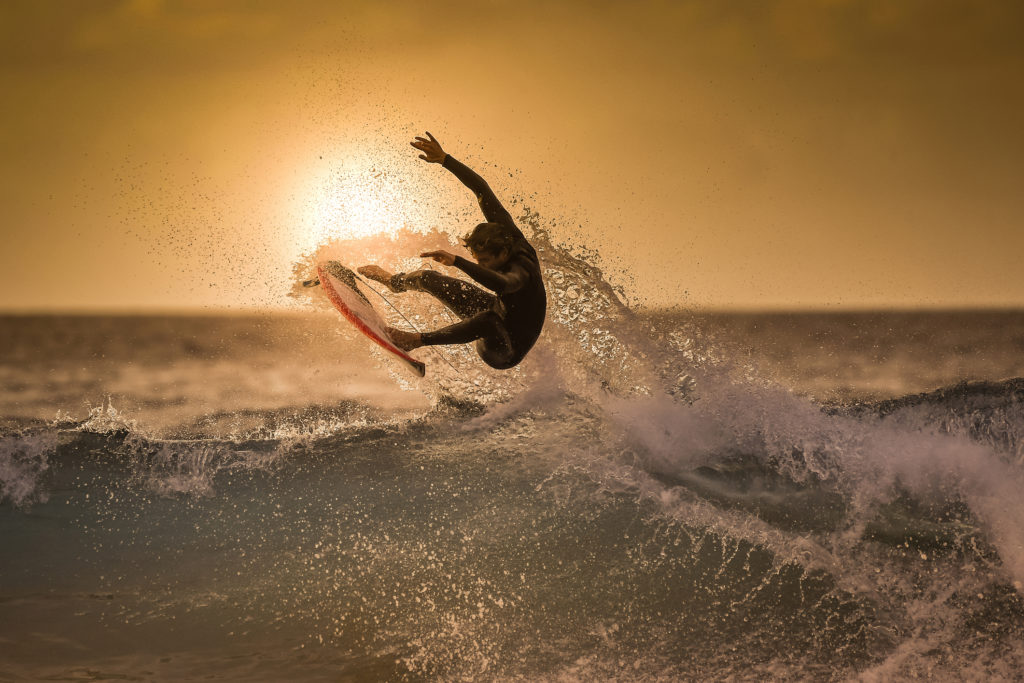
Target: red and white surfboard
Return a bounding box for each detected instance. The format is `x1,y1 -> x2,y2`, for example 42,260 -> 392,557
317,262 -> 426,377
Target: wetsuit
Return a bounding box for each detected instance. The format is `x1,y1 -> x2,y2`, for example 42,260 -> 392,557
398,155 -> 546,369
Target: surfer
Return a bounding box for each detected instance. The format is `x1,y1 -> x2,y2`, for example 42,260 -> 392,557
359,132 -> 546,370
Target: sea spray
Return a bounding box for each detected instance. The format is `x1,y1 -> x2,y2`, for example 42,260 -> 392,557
0,429 -> 55,507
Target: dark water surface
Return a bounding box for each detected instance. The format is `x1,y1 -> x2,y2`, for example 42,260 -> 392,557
2,309 -> 1024,681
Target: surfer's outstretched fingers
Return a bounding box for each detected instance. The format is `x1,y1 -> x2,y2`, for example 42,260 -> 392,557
410,132 -> 446,163
421,250 -> 456,266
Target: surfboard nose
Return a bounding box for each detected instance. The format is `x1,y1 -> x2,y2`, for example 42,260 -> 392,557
323,261 -> 372,306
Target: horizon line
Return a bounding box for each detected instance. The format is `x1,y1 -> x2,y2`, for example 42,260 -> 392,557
2,303 -> 1024,317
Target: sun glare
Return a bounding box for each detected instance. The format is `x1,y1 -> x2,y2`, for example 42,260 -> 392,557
288,156 -> 423,258
310,171 -> 406,241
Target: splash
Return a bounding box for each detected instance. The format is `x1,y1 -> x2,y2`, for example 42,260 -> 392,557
287,210 -> 1024,594
0,430 -> 55,507
289,205 -> 683,407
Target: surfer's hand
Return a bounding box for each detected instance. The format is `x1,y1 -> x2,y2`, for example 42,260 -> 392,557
411,132 -> 446,163
421,250 -> 456,266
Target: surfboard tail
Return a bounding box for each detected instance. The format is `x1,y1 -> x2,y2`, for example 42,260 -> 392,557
406,357 -> 426,377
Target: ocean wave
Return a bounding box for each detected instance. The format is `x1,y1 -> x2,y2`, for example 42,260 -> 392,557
0,397 -> 421,506
4,377 -> 1024,679
841,377 -> 1024,461
5,224 -> 1024,678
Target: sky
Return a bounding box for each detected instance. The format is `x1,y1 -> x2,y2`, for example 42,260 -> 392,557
2,0 -> 1022,311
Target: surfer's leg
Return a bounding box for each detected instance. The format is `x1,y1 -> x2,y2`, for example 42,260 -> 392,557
400,270 -> 495,320
419,310 -> 512,354
358,266 -> 494,319
390,310 -> 516,367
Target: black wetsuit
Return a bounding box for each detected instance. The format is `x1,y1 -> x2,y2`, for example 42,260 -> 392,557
403,155 -> 546,369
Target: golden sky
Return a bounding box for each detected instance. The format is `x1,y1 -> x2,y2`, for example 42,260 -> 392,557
2,0 -> 1022,311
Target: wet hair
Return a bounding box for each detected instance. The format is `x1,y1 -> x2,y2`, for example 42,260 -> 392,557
462,222 -> 514,256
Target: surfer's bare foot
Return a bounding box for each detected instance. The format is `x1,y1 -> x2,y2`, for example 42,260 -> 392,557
386,327 -> 422,352
358,265 -> 403,292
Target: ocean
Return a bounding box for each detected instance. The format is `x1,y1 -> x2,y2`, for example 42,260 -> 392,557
3,243 -> 1024,680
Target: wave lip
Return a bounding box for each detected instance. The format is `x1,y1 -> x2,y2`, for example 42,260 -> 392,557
844,377 -> 1024,460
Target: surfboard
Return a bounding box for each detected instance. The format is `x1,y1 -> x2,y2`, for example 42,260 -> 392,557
314,261 -> 426,377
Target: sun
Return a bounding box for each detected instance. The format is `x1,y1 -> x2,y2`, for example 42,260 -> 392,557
304,167 -> 408,243
283,144 -> 453,267
285,149 -> 426,259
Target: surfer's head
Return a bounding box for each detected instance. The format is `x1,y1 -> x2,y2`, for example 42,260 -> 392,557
463,222 -> 514,268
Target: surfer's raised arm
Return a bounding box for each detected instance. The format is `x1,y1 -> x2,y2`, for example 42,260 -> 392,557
411,132 -> 516,230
